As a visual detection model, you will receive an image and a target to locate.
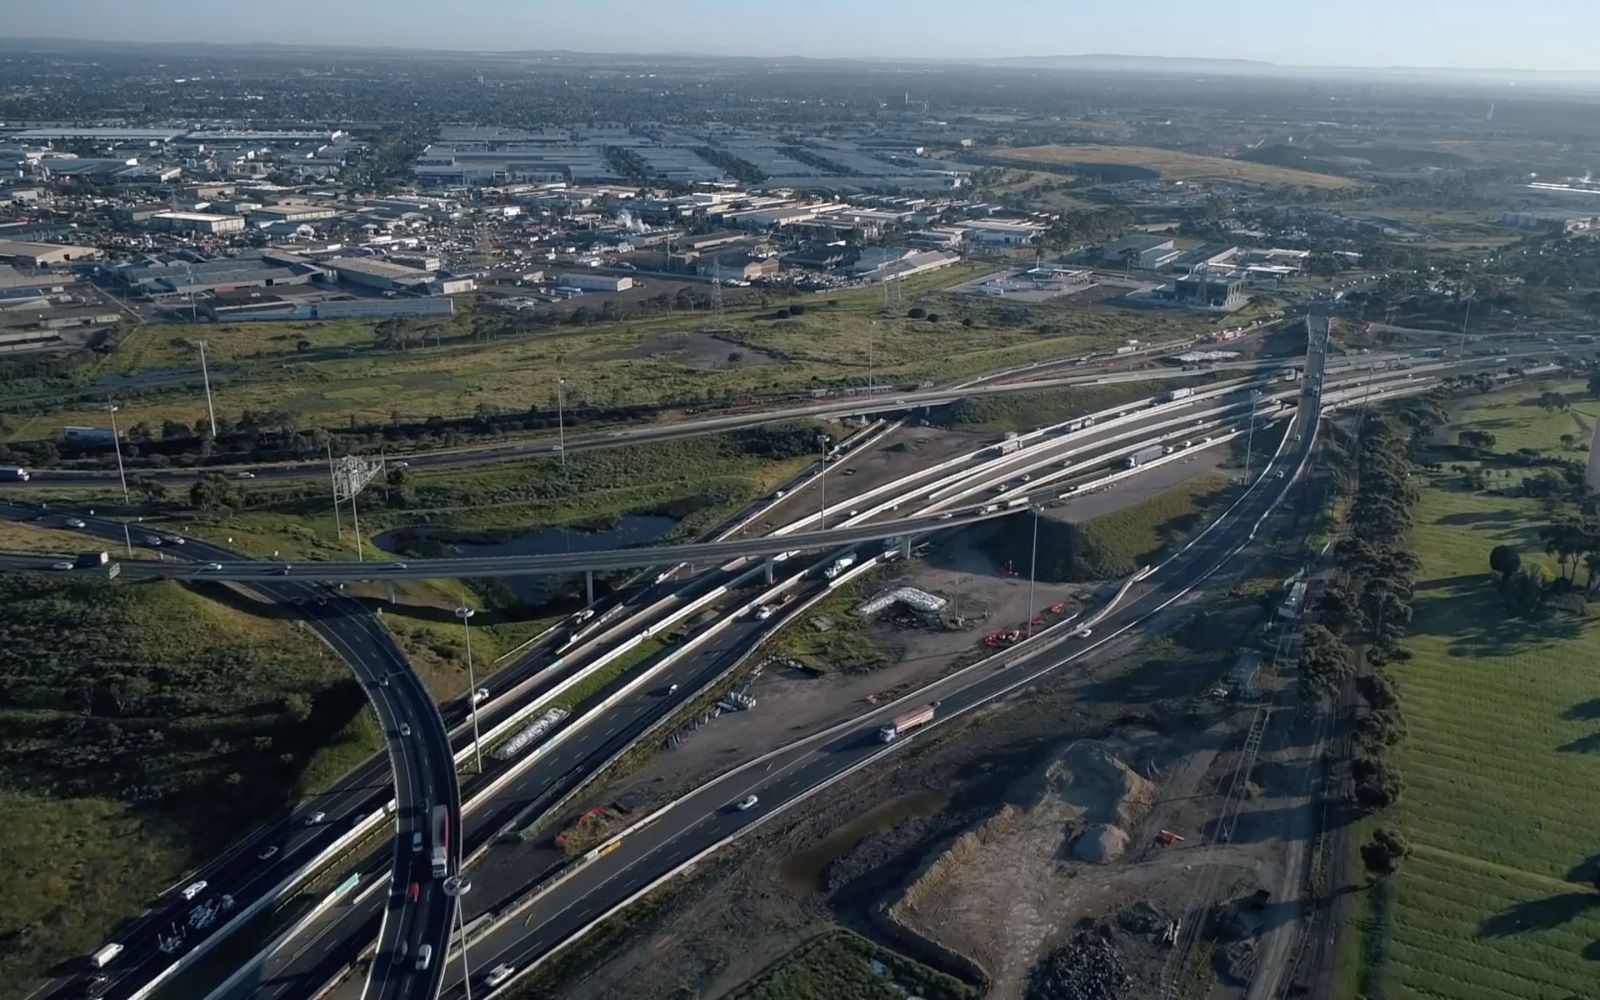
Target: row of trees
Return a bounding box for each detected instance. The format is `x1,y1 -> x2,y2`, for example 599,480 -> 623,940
1304,415 -> 1422,882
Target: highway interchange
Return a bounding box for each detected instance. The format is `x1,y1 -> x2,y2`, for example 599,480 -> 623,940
3,326 -> 1573,1000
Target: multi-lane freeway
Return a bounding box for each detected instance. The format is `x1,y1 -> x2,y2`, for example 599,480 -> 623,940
428,321 -> 1336,998
4,329 -> 1570,1000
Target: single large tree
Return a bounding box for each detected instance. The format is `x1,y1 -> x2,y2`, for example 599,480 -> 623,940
1489,545 -> 1521,585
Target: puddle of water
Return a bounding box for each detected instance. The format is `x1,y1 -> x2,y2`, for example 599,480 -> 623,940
373,514 -> 678,606
779,788 -> 950,894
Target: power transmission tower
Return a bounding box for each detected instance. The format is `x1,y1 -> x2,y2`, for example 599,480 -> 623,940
329,454 -> 385,561
709,260 -> 725,331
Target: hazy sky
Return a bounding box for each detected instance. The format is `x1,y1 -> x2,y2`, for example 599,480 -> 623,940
9,0 -> 1600,71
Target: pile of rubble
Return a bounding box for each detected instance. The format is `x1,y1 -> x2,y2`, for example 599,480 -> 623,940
1024,927 -> 1132,1000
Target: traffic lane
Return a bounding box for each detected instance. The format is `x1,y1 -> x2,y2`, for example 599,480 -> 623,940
256,601 -> 771,997
99,510 -> 1013,583
0,504 -> 440,1000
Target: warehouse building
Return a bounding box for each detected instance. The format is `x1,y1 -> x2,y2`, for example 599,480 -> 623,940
1172,273 -> 1246,310
0,240 -> 102,266
248,204 -> 338,225
148,211 -> 246,235
326,256 -> 435,292
1101,234 -> 1181,270
556,272 -> 634,292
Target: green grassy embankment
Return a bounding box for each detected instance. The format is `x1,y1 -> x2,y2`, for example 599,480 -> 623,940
0,576 -> 377,998
729,929 -> 977,1000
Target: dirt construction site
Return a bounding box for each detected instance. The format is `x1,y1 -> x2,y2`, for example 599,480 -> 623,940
524,459 -> 1337,1000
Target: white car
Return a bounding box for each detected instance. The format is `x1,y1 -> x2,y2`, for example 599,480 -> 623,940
399,723 -> 412,737
1072,627 -> 1093,639
204,562 -> 224,571
306,811 -> 326,826
162,535 -> 184,545
66,518 -> 86,529
472,688 -> 490,705
485,964 -> 517,988
181,880 -> 208,901
736,794 -> 759,812
234,471 -> 256,480
51,561 -> 73,571
257,846 -> 279,861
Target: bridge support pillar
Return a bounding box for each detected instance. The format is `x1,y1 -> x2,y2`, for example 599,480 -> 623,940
585,570 -> 595,605
764,558 -> 775,585
902,536 -> 913,560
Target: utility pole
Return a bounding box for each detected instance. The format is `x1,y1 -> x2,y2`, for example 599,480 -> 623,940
195,339 -> 217,437
867,321 -> 874,395
456,606 -> 483,773
106,403 -> 133,557
556,378 -> 567,468
350,485 -> 363,562
1025,505 -> 1041,638
1456,295 -> 1474,359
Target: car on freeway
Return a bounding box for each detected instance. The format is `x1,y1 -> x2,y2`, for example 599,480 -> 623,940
306,811 -> 326,826
235,471 -> 256,480
162,535 -> 184,545
1072,627 -> 1094,639
415,944 -> 433,971
144,535 -> 162,546
1274,469 -> 1286,479
378,674 -> 391,687
279,565 -> 292,575
66,518 -> 86,528
485,964 -> 517,988
407,881 -> 420,902
181,880 -> 208,900
398,723 -> 411,737
51,561 -> 73,571
391,461 -> 409,469
472,688 -> 490,704
735,794 -> 760,812
203,562 -> 223,571
412,831 -> 424,854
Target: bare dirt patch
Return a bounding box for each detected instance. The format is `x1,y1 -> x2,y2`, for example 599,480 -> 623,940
575,331 -> 781,370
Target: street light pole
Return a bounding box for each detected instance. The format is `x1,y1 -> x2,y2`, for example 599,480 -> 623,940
1244,390 -> 1260,482
456,606 -> 483,773
106,404 -> 134,557
817,434 -> 831,526
556,378 -> 567,468
443,876 -> 475,1000
195,339 -> 218,438
1025,505 -> 1041,638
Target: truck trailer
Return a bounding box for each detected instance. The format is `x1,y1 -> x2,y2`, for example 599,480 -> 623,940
878,704 -> 936,743
1123,444 -> 1165,469
0,465 -> 29,482
429,804 -> 449,879
1164,387 -> 1194,402
822,553 -> 857,580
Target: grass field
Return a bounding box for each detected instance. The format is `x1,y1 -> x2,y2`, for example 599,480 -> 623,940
0,267 -> 1216,445
0,576 -> 375,998
730,929 -> 977,1000
990,144 -> 1362,189
1342,389 -> 1600,1000
1452,380 -> 1596,455
1082,472 -> 1231,570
